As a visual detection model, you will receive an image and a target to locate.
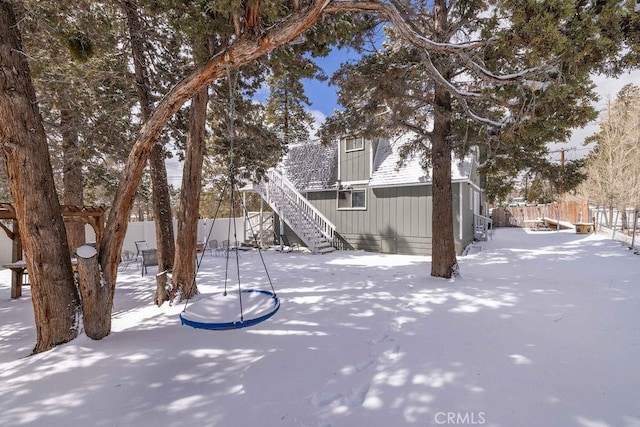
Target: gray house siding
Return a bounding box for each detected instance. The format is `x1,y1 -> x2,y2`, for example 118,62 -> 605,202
453,182 -> 480,253
339,137 -> 372,183
301,183 -> 475,256
268,137 -> 481,256
304,186 -> 432,255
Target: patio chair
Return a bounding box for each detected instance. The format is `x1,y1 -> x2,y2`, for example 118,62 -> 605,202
135,240 -> 149,257
120,249 -> 138,271
218,240 -> 230,256
205,239 -> 219,256
140,249 -> 158,276
135,241 -> 158,276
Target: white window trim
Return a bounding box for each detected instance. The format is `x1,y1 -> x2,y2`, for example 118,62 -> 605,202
337,188 -> 367,210
345,136 -> 364,153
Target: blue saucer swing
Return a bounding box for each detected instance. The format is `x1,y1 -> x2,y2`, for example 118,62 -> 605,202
180,289 -> 280,330
178,167 -> 280,331
180,66 -> 279,331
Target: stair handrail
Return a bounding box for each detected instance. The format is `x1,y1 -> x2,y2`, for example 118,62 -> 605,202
261,168 -> 337,242
473,213 -> 493,240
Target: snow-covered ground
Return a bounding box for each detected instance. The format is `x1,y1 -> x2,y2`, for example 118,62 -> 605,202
1,228 -> 639,427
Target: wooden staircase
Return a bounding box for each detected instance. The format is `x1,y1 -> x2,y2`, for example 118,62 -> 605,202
254,169 -> 336,254
474,214 -> 493,241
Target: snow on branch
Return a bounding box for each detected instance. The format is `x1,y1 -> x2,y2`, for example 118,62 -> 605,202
327,0 -> 555,85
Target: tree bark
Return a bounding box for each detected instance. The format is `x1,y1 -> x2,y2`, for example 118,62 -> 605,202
124,0 -> 175,273
171,87 -> 208,300
100,0 -> 336,305
0,1 -> 80,353
155,270 -> 170,306
430,0 -> 458,278
76,245 -> 112,339
61,106 -> 86,251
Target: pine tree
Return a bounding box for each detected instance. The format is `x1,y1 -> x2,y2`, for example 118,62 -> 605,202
323,0 -> 630,278
265,51 -> 322,144
4,0 -> 636,351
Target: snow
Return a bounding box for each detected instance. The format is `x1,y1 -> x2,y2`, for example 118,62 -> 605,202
1,228 -> 639,427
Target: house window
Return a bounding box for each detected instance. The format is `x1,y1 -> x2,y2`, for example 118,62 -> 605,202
345,136 -> 364,152
338,189 -> 366,210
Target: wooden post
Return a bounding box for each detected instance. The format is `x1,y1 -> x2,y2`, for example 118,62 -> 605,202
11,220 -> 22,296
76,244 -> 111,339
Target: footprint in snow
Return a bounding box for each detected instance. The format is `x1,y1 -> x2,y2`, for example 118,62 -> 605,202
379,344 -> 402,363
310,391 -> 342,408
367,333 -> 393,345
340,357 -> 376,375
341,383 -> 370,407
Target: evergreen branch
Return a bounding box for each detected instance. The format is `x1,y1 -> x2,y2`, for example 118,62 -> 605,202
420,50 -> 504,128
327,0 -> 494,52
328,0 -> 555,85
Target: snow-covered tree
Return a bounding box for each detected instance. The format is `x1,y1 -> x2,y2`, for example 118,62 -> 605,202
323,0 -> 633,278
580,84 -> 640,222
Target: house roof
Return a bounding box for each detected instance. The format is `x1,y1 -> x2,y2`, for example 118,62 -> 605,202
279,135 -> 473,191
368,136 -> 473,188
368,137 -> 430,187
279,140 -> 338,191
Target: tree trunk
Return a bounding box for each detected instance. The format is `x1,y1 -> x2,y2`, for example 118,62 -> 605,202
76,245 -> 112,339
155,270 -> 171,306
0,1 -> 80,353
171,87 -> 208,300
430,87 -> 458,278
99,0 -> 360,335
430,0 -> 458,278
149,146 -> 175,271
61,106 -> 86,251
124,0 -> 175,272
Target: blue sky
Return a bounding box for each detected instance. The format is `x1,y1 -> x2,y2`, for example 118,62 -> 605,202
166,49 -> 639,184
302,49 -> 640,164
302,47 -> 362,118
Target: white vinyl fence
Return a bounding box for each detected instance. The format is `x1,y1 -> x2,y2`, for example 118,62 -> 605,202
0,217 -> 245,265
593,208 -> 640,252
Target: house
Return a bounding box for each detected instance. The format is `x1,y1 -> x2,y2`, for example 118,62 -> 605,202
249,134 -> 490,255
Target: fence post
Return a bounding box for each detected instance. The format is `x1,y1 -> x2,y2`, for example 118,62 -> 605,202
631,209 -> 639,251
612,210 -> 619,240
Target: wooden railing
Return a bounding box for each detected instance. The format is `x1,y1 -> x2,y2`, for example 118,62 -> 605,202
474,213 -> 493,240
244,211 -> 274,247
255,169 -> 336,252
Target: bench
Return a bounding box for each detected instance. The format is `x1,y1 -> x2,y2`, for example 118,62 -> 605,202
524,219 -> 552,231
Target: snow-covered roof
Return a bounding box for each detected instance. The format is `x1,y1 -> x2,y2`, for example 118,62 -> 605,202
279,140 -> 338,191
368,136 -> 473,187
279,135 -> 473,191
368,137 -> 430,187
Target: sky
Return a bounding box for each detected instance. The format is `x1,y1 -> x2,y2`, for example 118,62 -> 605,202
547,70 -> 640,164
1,227 -> 639,426
164,45 -> 640,186
300,51 -> 640,164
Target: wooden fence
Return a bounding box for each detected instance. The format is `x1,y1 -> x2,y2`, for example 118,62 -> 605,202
491,201 -> 591,228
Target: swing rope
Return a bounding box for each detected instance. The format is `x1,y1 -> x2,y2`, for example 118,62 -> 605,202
180,64 -> 278,328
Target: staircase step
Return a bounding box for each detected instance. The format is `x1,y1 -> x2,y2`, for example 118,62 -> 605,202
256,170 -> 337,254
